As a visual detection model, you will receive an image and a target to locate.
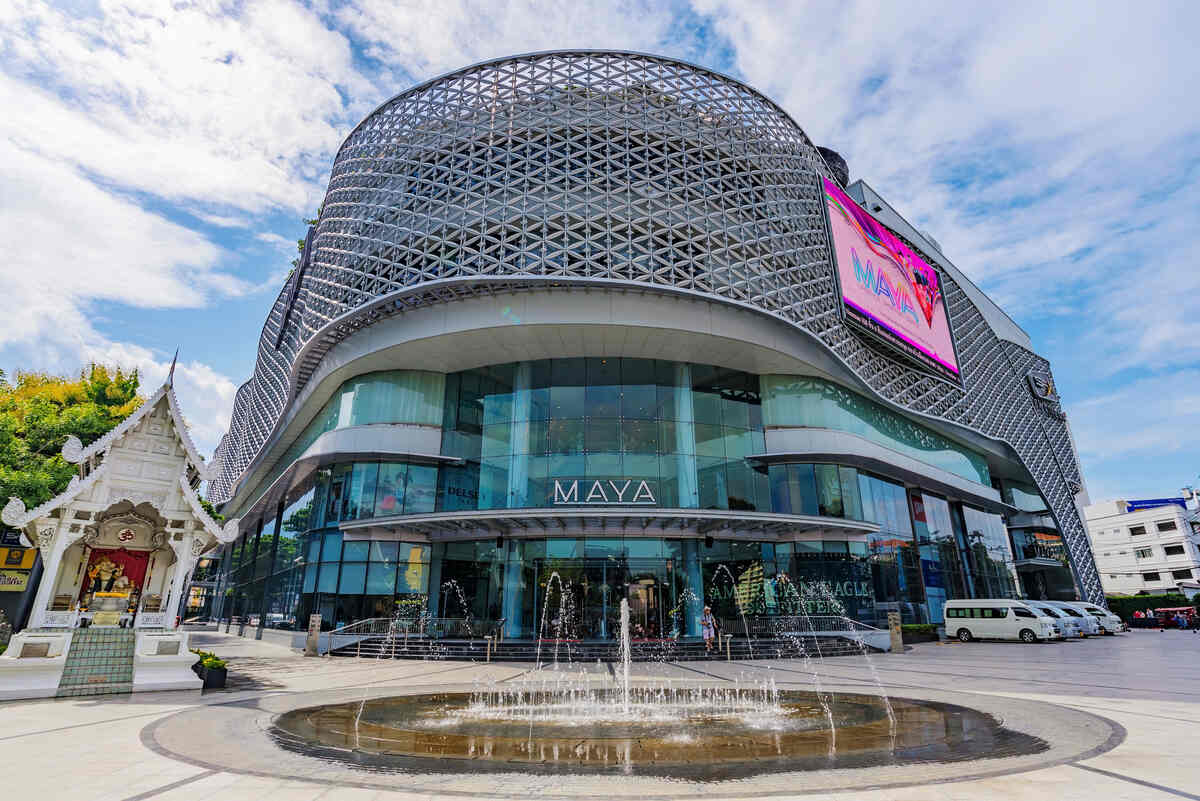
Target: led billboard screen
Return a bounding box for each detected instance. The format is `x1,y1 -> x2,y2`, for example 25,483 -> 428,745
823,177 -> 960,380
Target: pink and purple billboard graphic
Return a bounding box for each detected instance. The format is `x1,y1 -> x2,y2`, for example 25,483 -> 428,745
823,177 -> 960,379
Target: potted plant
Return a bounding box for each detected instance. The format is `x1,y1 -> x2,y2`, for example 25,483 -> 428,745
190,648 -> 214,678
198,655 -> 227,689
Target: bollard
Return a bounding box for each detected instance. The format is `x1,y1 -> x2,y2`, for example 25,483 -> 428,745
723,633 -> 733,661
887,611 -> 903,653
485,635 -> 493,663
304,613 -> 322,657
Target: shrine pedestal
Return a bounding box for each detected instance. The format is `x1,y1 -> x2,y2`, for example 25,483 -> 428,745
132,630 -> 202,693
0,631 -> 73,700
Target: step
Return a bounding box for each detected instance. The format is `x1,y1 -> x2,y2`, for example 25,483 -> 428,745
330,636 -> 874,662
56,627 -> 136,697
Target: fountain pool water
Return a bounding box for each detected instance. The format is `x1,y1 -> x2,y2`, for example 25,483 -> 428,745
271,688 -> 1046,778
272,570 -> 1045,780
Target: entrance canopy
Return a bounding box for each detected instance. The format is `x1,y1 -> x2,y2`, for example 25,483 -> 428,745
341,507 -> 879,542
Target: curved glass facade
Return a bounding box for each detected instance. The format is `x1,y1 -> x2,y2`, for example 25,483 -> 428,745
253,371 -> 445,499
215,361 -> 1025,637
439,359 -> 768,512
762,375 -> 991,485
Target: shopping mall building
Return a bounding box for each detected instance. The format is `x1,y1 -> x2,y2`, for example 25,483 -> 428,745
206,51 -> 1099,640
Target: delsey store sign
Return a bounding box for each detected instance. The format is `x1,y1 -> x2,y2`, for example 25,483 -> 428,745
552,479 -> 657,505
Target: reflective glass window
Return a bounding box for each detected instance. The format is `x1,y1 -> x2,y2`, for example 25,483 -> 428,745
366,562 -> 397,595
815,464 -> 843,517
404,465 -> 438,514
761,375 -> 991,486
317,563 -> 339,593
338,562 -> 366,594
321,532 -> 343,562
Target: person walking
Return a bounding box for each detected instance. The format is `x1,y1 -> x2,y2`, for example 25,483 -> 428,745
701,606 -> 717,655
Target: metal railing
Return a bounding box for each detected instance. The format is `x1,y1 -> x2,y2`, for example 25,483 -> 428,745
328,614 -> 878,642
327,617 -> 506,640
716,615 -> 884,639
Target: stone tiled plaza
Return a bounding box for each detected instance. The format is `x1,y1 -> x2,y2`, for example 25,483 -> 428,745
3,630 -> 1198,800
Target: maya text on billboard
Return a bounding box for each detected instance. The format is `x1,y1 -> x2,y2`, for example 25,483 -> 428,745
823,177 -> 960,381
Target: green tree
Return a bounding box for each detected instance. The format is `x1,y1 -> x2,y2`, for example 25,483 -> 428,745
290,209 -> 322,270
0,365 -> 142,511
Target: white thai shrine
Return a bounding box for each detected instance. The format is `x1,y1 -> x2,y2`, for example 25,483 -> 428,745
0,366 -> 238,698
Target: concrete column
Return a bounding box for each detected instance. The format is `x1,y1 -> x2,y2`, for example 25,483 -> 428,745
162,543 -> 195,629
28,516 -> 73,629
28,539 -> 67,630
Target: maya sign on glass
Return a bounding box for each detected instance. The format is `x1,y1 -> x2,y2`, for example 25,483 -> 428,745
552,479 -> 657,505
823,177 -> 960,380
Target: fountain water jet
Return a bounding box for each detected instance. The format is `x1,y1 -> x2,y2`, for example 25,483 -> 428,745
619,598 -> 631,715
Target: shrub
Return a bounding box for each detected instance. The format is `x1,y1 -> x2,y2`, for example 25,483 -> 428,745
201,656 -> 226,670
901,623 -> 940,642
1105,593 -> 1190,621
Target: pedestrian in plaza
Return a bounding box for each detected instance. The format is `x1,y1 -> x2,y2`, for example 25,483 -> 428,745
701,605 -> 717,654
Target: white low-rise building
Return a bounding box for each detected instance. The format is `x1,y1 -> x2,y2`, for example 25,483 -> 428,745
1083,499 -> 1200,597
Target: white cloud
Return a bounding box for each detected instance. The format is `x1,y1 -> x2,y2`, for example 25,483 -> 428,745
336,0 -> 695,79
0,0 -> 374,215
0,139 -> 241,455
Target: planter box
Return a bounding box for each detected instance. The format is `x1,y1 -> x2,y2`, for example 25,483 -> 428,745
198,665 -> 227,690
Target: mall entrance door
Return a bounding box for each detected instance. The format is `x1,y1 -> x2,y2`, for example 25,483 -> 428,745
626,574 -> 666,639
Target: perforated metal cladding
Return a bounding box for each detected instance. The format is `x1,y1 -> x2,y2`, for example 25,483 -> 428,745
208,51 -> 1100,604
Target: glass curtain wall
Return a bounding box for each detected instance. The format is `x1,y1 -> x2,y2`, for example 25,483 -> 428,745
432,536 -> 876,640
857,473 -> 926,624
438,359 -> 767,512
958,505 -> 1019,598
761,375 -> 991,486
910,493 -> 969,623
252,371 -> 445,506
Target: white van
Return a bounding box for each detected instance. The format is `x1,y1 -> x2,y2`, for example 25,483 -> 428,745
1040,601 -> 1100,636
1066,601 -> 1125,635
1028,603 -> 1081,638
943,599 -> 1059,643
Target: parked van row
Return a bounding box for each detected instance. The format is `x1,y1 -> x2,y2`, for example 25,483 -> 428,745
943,599 -> 1126,643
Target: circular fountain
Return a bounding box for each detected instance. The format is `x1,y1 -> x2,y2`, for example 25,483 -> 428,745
267,602 -> 1045,779
147,601 -> 1122,796
270,685 -> 1045,779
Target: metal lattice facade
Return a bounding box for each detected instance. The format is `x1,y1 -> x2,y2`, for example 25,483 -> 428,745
210,51 -> 1102,604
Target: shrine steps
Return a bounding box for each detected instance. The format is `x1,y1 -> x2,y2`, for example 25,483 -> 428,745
56,628 -> 135,697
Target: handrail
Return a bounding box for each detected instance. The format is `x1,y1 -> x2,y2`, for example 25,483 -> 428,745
714,614 -> 885,637
327,616 -> 505,639
327,614 -> 880,640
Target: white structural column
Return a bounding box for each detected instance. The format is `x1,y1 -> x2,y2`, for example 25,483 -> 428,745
28,518 -> 74,629
161,538 -> 198,627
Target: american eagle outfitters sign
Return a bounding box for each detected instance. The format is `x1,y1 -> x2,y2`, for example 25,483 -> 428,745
552,479 -> 657,505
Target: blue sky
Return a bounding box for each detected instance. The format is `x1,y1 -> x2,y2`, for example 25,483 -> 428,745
1,1 -> 1197,503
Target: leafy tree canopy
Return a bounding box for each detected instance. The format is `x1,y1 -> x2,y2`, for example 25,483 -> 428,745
0,365 -> 142,512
